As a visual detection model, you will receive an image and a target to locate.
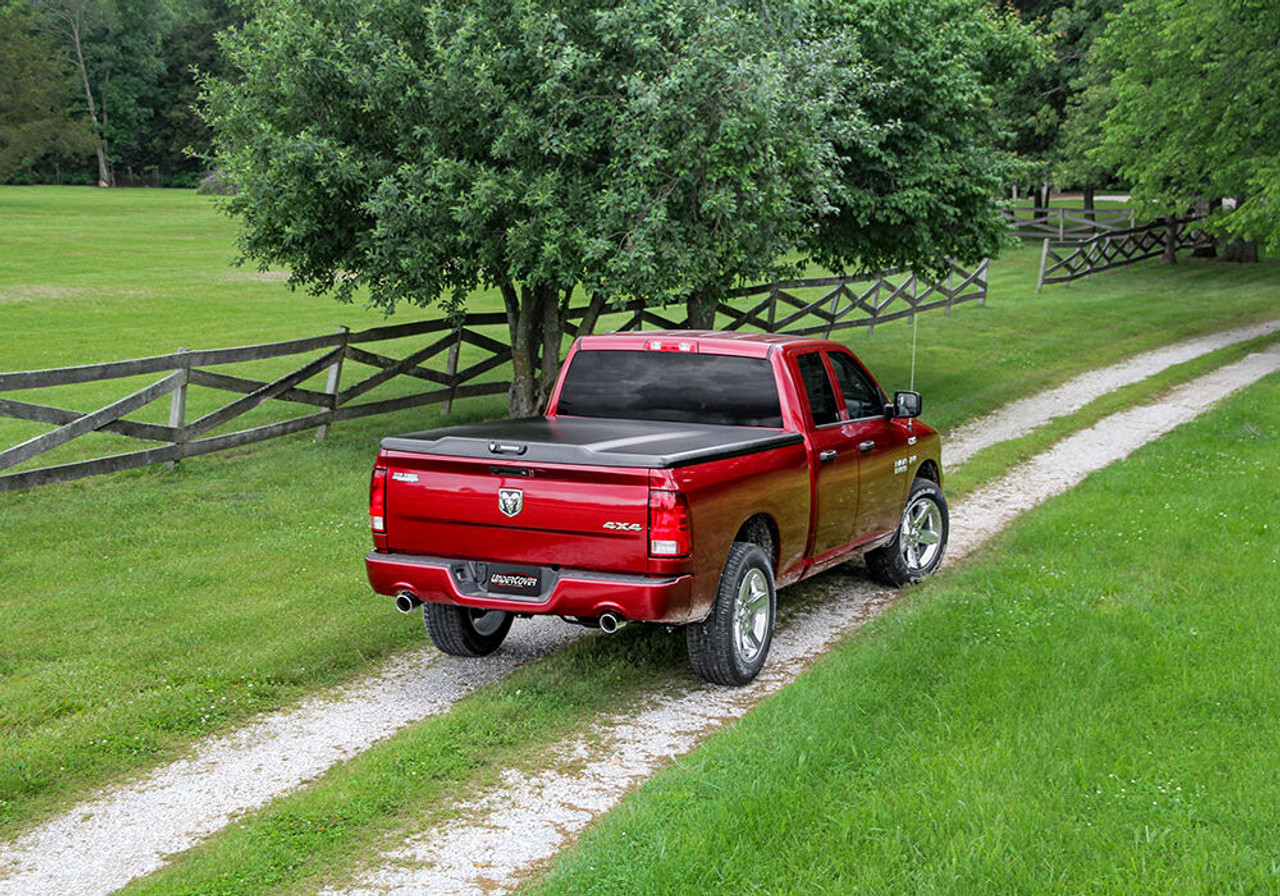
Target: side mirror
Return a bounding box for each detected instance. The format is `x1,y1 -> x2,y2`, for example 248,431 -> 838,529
889,390 -> 922,419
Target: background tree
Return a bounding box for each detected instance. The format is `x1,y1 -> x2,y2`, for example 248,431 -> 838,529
23,0 -> 229,186
996,0 -> 1119,213
32,0 -> 112,184
88,0 -> 173,184
0,3 -> 94,180
1084,0 -> 1278,260
809,0 -> 1045,276
147,0 -> 239,186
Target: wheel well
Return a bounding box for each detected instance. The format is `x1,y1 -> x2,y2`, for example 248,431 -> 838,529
916,459 -> 941,486
735,514 -> 779,571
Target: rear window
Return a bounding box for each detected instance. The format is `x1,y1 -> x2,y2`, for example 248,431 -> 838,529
555,350 -> 783,427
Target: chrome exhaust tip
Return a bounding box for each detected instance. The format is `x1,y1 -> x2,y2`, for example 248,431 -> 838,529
395,592 -> 423,614
598,611 -> 627,634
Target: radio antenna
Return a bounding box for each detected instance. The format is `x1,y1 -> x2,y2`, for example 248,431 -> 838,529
910,311 -> 919,393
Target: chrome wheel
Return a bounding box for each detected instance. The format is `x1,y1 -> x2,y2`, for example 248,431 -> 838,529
733,567 -> 772,667
866,478 -> 949,587
687,542 -> 776,686
900,494 -> 944,573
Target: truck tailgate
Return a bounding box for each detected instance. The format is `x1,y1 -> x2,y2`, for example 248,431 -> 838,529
382,451 -> 651,573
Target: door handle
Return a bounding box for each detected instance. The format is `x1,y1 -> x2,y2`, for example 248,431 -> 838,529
819,449 -> 838,463
858,441 -> 876,454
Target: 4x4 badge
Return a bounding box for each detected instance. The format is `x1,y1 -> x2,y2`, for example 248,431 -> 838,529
498,488 -> 524,518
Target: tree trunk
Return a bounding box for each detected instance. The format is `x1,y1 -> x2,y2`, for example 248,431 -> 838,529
1222,238 -> 1259,263
62,8 -> 111,187
1083,183 -> 1096,234
685,288 -> 718,329
537,286 -> 568,410
575,290 -> 609,338
503,281 -> 561,418
1191,198 -> 1220,258
502,282 -> 536,418
1162,215 -> 1179,264
1032,182 -> 1050,226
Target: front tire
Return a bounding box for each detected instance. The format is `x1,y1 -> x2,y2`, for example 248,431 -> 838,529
687,542 -> 776,686
866,477 -> 949,587
424,604 -> 513,657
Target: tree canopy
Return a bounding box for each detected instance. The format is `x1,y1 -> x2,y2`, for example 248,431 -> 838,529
1084,0 -> 1280,252
810,0 -> 1043,275
203,0 -> 1040,413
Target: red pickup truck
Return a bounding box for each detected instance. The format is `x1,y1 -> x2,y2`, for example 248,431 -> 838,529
366,331 -> 947,685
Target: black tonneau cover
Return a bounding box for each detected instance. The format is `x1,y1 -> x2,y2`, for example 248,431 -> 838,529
381,417 -> 803,469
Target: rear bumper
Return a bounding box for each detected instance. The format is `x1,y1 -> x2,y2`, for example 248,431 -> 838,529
365,552 -> 695,624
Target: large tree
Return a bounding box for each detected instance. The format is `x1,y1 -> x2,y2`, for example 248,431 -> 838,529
203,0 -> 1040,415
1085,0 -> 1279,257
204,0 -> 871,413
997,0 -> 1118,209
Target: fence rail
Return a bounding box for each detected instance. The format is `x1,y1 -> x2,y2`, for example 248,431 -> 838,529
1,261 -> 986,492
1035,217 -> 1202,291
1002,206 -> 1136,241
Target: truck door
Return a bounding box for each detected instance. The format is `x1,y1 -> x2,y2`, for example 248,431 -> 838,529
794,351 -> 862,563
827,350 -> 911,538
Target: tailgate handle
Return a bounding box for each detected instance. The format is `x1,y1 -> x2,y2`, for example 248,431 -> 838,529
488,441 -> 528,456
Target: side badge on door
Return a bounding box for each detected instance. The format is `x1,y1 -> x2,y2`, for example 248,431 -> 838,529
498,488 -> 524,518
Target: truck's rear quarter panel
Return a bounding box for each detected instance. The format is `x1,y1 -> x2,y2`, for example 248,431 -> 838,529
661,443 -> 812,616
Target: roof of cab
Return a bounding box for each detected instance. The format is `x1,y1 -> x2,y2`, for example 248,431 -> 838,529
574,330 -> 832,358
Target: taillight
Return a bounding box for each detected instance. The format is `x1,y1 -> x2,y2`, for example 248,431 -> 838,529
370,466 -> 387,533
648,489 -> 691,557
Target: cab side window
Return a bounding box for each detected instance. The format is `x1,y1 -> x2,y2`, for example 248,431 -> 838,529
829,352 -> 884,420
797,352 -> 839,426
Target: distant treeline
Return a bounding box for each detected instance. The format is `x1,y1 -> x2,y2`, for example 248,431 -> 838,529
1,0 -> 242,188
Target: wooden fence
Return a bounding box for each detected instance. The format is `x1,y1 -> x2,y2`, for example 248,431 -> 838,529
618,259 -> 989,337
1003,206 -> 1136,241
1,260 -> 986,492
1035,217 -> 1203,292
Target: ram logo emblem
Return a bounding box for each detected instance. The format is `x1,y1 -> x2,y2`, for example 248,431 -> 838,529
498,488 -> 524,518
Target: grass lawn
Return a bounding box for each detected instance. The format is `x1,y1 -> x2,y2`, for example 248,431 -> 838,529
2,185 -> 1280,847
528,372 -> 1280,896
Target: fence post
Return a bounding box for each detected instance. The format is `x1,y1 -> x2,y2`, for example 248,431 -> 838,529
166,348 -> 190,471
1036,239 -> 1051,293
316,326 -> 349,441
1058,209 -> 1065,241
442,325 -> 464,415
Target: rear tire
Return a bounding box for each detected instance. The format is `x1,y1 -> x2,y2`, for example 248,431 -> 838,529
423,604 -> 513,657
866,477 -> 948,587
687,542 -> 776,686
